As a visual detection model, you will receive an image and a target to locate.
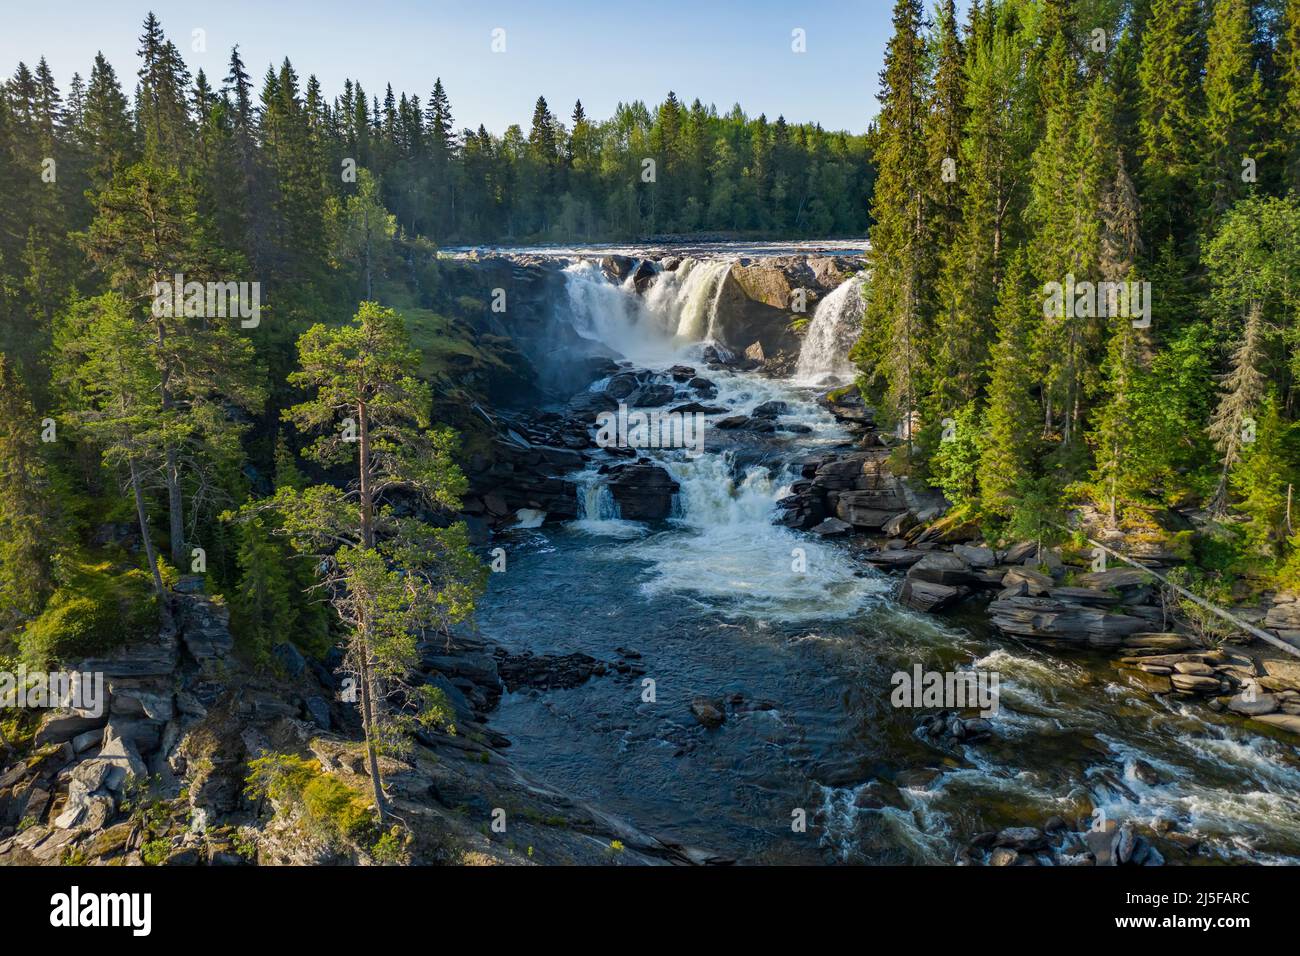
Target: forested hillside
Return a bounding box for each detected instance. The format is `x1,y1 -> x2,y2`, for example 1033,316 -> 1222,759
857,0 -> 1300,597
0,11 -> 873,654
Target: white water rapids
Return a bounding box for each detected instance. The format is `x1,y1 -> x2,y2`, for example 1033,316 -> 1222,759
511,255 -> 1300,864
561,255 -> 883,622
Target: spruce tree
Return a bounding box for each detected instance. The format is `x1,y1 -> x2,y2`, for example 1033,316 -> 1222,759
854,0 -> 932,456
1202,0 -> 1264,222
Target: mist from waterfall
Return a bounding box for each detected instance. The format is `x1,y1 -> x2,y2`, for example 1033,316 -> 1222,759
561,257 -> 734,362
794,273 -> 866,384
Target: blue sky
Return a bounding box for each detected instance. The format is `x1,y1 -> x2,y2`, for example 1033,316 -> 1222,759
0,1 -> 967,134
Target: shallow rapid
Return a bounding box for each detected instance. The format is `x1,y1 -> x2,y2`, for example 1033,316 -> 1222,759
473,258 -> 1300,864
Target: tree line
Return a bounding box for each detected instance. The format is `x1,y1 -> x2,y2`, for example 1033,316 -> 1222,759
857,0 -> 1300,593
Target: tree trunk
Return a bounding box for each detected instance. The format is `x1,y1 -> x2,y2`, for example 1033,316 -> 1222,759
354,400 -> 387,821
357,629 -> 388,823
155,319 -> 185,565
130,457 -> 166,598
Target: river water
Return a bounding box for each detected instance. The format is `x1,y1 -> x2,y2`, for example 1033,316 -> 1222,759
473,255 -> 1300,864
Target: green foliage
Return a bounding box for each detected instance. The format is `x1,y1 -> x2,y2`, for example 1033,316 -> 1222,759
246,752 -> 378,848
929,401 -> 982,508
230,517 -> 295,661
0,354 -> 60,626
19,561 -> 157,667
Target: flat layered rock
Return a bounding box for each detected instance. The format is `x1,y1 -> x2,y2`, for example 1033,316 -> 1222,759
907,551 -> 978,586
900,579 -> 968,613
1249,713 -> 1300,736
988,596 -> 1146,644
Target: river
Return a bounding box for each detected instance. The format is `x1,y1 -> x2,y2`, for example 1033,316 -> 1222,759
472,250 -> 1300,865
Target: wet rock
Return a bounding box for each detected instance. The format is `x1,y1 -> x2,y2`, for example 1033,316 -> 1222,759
715,415 -> 775,433
497,652 -> 602,692
1250,713 -> 1300,736
671,402 -> 728,415
995,827 -> 1047,852
607,463 -> 680,520
688,377 -> 718,397
629,383 -> 676,407
810,517 -> 853,537
690,697 -> 725,729
751,400 -> 789,419
900,579 -> 968,613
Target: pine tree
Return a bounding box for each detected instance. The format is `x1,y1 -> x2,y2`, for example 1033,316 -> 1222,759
854,0 -> 932,456
933,5 -> 1034,410
79,162 -> 265,564
0,354 -> 60,624
231,516 -> 295,660
1202,0 -> 1264,222
977,249 -> 1040,518
268,302 -> 485,822
1277,0 -> 1300,192
1208,298 -> 1268,515
54,294 -> 167,596
81,52 -> 136,186
1137,0 -> 1205,247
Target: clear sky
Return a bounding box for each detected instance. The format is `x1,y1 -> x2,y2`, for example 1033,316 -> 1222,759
0,1 -> 968,135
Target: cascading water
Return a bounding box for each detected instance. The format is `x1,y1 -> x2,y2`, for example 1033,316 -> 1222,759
626,450 -> 886,622
562,259 -> 676,365
795,272 -> 866,384
478,247 -> 1300,865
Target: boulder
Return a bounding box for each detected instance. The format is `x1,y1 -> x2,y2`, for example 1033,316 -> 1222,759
750,400 -> 789,419
900,579 -> 968,613
607,464 -> 680,520
1001,567 -> 1054,595
33,709 -> 108,747
809,517 -> 853,537
1249,713 -> 1300,736
908,551 -> 977,586
690,697 -> 725,729
882,512 -> 917,537
863,549 -> 927,570
987,596 -> 1147,644
1074,567 -> 1151,590
952,544 -> 996,568
1227,691 -> 1277,716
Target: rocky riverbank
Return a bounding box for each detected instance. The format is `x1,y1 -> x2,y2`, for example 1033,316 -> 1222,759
0,576 -> 725,866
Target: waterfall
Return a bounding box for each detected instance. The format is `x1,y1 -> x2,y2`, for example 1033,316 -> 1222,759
656,259 -> 732,341
618,450 -> 887,622
795,273 -> 866,384
560,257 -> 736,361
570,472 -> 649,539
